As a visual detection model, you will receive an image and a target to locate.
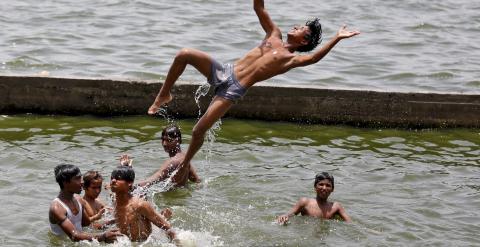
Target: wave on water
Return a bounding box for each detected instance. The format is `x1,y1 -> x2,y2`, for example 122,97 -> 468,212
4,56 -> 61,70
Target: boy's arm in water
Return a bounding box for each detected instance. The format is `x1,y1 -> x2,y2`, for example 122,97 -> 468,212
49,203 -> 121,242
276,197 -> 308,224
188,165 -> 201,183
138,200 -> 176,240
79,197 -> 92,227
136,159 -> 172,187
117,153 -> 168,188
77,197 -> 105,223
333,201 -> 352,222
253,0 -> 281,38
89,207 -> 106,222
290,25 -> 360,68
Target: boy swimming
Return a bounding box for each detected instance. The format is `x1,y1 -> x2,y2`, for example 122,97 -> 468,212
119,125 -> 200,189
277,172 -> 351,224
79,170 -> 106,223
147,0 -> 360,170
110,166 -> 176,241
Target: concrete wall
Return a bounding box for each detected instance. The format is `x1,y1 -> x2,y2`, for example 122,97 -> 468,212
1,75 -> 479,128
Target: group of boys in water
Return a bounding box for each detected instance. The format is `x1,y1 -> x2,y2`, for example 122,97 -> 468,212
48,0 -> 359,243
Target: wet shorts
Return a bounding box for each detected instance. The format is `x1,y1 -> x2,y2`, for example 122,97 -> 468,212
208,59 -> 247,102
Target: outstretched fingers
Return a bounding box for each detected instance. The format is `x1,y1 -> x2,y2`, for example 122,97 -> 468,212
338,24 -> 360,38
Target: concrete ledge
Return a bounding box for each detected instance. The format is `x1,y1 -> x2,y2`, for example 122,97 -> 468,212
1,75 -> 479,128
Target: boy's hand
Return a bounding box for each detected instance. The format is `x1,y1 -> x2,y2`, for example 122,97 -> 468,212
92,208 -> 106,221
337,24 -> 360,39
166,228 -> 176,241
119,154 -> 133,167
277,215 -> 290,225
103,229 -> 123,243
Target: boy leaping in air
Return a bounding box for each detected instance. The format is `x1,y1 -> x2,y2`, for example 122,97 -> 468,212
148,0 -> 360,167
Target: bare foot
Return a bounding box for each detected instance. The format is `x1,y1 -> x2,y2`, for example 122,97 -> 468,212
147,93 -> 173,115
160,208 -> 173,220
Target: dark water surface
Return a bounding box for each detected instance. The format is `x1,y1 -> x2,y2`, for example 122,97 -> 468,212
0,115 -> 479,246
1,0 -> 480,93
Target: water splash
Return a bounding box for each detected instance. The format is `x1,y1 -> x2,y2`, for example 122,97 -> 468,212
194,83 -> 211,118
193,84 -> 224,232
193,83 -> 222,160
154,105 -> 175,124
130,165 -> 181,199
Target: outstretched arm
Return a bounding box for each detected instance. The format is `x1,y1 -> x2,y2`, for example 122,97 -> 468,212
139,201 -> 176,240
137,167 -> 169,187
276,197 -> 307,224
291,24 -> 360,67
253,0 -> 281,39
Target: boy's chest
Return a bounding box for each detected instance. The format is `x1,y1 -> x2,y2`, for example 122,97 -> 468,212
304,203 -> 335,219
115,206 -> 139,225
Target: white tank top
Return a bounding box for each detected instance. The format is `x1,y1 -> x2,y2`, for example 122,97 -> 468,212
50,197 -> 83,236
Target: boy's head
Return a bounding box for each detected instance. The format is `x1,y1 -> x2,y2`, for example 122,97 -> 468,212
110,166 -> 135,193
161,125 -> 182,153
54,164 -> 82,192
83,170 -> 103,198
292,18 -> 323,53
314,172 -> 334,189
314,172 -> 334,199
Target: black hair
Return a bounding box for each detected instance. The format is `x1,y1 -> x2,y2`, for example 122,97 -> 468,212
297,18 -> 323,53
111,166 -> 135,183
83,170 -> 103,189
54,164 -> 81,189
161,125 -> 182,144
314,172 -> 334,189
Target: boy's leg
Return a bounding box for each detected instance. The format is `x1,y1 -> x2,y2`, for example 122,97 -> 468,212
181,96 -> 233,164
148,48 -> 213,114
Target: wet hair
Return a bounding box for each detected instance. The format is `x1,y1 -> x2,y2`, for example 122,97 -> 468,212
314,172 -> 334,189
297,18 -> 323,53
83,170 -> 103,189
161,125 -> 182,144
54,164 -> 81,189
111,166 -> 135,183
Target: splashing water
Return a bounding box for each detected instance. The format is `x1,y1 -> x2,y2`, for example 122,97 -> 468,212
193,83 -> 222,160
193,84 -> 225,232
154,105 -> 175,124
194,83 -> 211,118
130,165 -> 181,199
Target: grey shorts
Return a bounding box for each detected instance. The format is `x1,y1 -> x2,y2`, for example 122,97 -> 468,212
208,59 -> 247,102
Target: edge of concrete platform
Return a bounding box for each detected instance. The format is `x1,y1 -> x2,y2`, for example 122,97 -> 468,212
1,75 -> 479,128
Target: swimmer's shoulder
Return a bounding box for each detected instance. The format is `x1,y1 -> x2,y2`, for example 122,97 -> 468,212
298,197 -> 313,204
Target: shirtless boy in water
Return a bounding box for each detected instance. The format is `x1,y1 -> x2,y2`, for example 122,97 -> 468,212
79,170 -> 106,223
119,125 -> 200,189
277,172 -> 351,224
147,0 -> 360,168
110,166 -> 176,241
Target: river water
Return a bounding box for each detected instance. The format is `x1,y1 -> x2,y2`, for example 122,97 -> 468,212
0,115 -> 479,246
1,0 -> 480,93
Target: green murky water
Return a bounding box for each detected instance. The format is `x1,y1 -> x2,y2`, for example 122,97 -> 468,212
0,115 -> 479,246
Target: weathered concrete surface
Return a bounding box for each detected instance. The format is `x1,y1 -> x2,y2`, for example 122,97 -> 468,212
1,75 -> 479,128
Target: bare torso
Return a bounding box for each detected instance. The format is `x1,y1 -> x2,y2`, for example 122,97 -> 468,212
114,197 -> 151,242
82,198 -> 103,216
235,36 -> 296,88
301,198 -> 341,220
